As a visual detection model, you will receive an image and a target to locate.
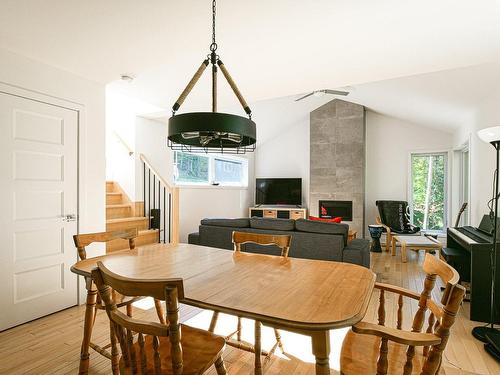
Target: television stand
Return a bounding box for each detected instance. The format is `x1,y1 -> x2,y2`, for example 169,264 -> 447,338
249,206 -> 307,220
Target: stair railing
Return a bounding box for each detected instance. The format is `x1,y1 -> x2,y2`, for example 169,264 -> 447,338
140,154 -> 179,245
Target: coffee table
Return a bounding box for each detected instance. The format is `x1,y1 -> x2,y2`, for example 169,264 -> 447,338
391,234 -> 442,263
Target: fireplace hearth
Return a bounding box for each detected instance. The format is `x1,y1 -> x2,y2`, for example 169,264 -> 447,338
319,200 -> 353,221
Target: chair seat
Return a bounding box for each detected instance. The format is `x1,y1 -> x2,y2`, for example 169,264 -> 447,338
120,324 -> 225,375
340,330 -> 444,375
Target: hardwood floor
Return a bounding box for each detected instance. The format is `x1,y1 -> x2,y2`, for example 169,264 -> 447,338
0,250 -> 499,374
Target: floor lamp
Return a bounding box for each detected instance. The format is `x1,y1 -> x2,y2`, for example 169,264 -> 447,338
473,126 -> 500,361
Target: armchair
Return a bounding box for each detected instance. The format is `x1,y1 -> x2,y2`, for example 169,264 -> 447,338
340,254 -> 465,374
376,200 -> 421,252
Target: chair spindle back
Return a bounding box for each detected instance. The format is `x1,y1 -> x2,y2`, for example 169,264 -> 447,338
232,231 -> 292,258
73,228 -> 138,260
91,261 -> 185,374
372,254 -> 465,375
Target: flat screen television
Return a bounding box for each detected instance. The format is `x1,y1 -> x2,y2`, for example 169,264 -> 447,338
255,178 -> 302,206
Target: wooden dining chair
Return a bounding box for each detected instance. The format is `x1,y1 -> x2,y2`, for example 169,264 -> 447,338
340,253 -> 466,375
91,261 -> 227,375
208,231 -> 291,375
73,229 -> 166,368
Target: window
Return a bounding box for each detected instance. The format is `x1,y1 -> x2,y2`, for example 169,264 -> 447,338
173,152 -> 248,187
174,152 -> 209,184
410,152 -> 448,232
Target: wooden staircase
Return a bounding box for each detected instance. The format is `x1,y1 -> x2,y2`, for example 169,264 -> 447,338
106,181 -> 159,253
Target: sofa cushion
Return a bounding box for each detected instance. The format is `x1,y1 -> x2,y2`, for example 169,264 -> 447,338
200,218 -> 250,228
250,217 -> 295,231
295,218 -> 349,244
187,232 -> 200,245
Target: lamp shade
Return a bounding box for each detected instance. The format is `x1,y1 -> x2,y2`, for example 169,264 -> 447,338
478,126 -> 500,143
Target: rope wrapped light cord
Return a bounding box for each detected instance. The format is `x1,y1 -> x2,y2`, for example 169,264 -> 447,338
212,64 -> 217,112
172,59 -> 209,112
217,60 -> 252,116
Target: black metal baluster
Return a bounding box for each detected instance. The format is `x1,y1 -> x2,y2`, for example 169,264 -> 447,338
158,180 -> 161,243
148,169 -> 151,229
168,192 -> 172,243
163,187 -> 166,243
143,162 -> 146,218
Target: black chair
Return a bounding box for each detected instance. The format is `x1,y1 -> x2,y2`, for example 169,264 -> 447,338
376,200 -> 421,252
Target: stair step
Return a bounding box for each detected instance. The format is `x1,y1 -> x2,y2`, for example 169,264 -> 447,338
106,192 -> 122,205
106,229 -> 160,253
106,181 -> 115,193
106,216 -> 149,232
106,204 -> 132,219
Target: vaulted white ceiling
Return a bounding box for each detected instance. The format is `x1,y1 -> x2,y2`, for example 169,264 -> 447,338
2,0 -> 500,108
2,1 -> 500,133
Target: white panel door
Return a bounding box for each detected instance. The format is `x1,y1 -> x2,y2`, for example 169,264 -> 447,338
0,92 -> 78,331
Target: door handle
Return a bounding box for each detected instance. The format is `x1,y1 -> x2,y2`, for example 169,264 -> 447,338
62,214 -> 77,222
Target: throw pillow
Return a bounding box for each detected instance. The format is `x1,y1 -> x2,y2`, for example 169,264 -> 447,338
308,215 -> 342,223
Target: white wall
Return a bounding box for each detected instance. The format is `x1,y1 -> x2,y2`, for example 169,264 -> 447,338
0,48 -> 106,259
365,111 -> 454,234
256,119 -> 310,207
106,89 -> 163,201
453,90 -> 500,226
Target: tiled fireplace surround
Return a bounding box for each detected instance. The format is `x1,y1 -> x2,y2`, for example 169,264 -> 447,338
310,99 -> 365,235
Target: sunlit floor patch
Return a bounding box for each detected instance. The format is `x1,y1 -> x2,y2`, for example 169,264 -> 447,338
183,309 -> 349,371
132,296 -> 157,310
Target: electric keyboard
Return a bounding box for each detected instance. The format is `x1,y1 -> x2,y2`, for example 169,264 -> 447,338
447,225 -> 500,324
455,226 -> 491,244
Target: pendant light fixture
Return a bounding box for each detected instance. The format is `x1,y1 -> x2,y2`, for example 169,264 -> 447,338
167,0 -> 256,154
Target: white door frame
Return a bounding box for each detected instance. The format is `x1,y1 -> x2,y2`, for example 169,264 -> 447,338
0,81 -> 92,305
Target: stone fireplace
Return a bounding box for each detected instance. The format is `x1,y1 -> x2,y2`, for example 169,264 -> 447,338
310,99 -> 365,234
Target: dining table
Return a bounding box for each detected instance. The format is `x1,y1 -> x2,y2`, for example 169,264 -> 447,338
71,242 -> 375,375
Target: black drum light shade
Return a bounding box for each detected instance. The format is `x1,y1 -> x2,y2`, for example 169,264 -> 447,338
168,112 -> 256,151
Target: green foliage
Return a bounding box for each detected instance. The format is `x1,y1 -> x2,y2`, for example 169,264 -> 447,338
175,152 -> 209,183
411,154 -> 446,231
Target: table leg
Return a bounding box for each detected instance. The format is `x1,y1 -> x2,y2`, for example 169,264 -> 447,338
79,280 -> 97,375
311,330 -> 331,375
402,243 -> 407,263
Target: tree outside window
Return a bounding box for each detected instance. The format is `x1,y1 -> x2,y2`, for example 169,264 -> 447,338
410,153 -> 447,232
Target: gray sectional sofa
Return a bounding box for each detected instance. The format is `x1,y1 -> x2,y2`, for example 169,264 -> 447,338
188,217 -> 370,268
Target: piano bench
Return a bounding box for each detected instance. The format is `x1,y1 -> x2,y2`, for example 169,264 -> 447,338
441,247 -> 471,283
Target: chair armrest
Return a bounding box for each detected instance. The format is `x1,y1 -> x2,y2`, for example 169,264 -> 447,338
376,217 -> 392,234
352,322 -> 441,346
375,282 -> 420,300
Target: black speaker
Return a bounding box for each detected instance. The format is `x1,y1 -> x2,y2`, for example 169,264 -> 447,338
150,208 -> 161,229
